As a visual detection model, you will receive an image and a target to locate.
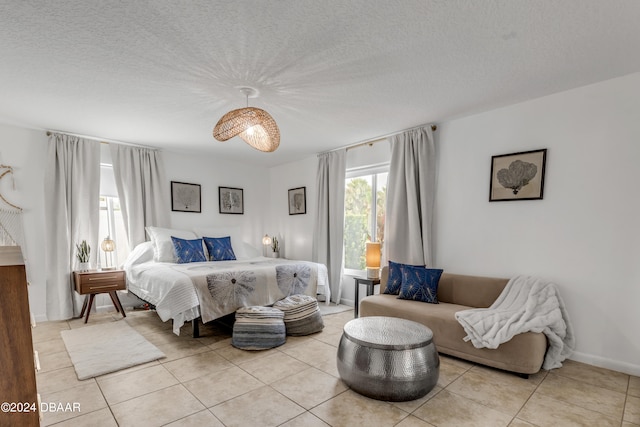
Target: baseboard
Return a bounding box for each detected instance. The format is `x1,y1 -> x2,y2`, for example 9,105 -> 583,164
34,313 -> 48,323
95,304 -> 121,314
339,298 -> 355,307
569,351 -> 640,376
32,295 -> 141,322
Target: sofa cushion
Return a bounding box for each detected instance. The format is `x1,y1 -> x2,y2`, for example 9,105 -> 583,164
398,266 -> 443,303
437,274 -> 509,307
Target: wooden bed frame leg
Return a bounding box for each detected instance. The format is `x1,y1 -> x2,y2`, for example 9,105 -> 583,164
192,318 -> 200,338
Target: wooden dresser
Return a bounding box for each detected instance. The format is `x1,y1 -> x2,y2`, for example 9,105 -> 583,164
0,246 -> 40,426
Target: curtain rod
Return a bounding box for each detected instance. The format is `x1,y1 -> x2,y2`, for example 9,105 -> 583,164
325,123 -> 437,154
45,130 -> 157,150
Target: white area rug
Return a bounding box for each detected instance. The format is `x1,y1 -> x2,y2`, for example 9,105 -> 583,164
319,303 -> 353,316
61,321 -> 165,380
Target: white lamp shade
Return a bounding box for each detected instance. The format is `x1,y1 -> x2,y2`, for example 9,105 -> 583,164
262,234 -> 272,245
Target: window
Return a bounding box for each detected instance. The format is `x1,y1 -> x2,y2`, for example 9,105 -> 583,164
98,163 -> 130,269
344,164 -> 388,272
98,196 -> 130,268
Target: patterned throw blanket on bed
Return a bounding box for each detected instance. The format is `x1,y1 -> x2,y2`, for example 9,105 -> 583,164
183,259 -> 322,323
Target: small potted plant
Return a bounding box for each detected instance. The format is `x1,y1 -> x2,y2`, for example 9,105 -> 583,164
76,240 -> 91,271
271,236 -> 280,258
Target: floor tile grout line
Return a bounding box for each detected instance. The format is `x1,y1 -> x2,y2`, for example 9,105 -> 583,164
512,369 -> 549,425
93,375 -> 122,427
550,368 -> 631,394
538,370 -> 629,421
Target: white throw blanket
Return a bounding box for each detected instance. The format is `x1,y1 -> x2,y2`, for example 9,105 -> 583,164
454,275 -> 575,370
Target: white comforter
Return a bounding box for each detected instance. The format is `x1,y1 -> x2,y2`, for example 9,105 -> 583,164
454,275 -> 575,370
126,255 -> 328,335
189,258 -> 322,323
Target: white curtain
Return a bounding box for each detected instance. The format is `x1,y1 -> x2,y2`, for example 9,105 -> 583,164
44,133 -> 100,320
110,144 -> 169,249
313,149 -> 346,304
384,126 -> 437,266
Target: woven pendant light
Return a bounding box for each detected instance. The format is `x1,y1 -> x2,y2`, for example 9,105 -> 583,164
213,88 -> 280,152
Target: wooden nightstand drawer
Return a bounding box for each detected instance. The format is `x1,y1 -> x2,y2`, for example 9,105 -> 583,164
74,270 -> 126,294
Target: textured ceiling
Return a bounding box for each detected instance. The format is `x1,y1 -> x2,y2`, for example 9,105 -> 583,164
0,1 -> 639,167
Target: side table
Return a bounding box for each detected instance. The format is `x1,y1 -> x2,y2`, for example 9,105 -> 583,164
354,276 -> 380,317
73,270 -> 126,323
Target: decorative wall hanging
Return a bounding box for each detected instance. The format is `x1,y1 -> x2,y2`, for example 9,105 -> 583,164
0,164 -> 25,247
489,149 -> 547,201
219,186 -> 244,214
288,187 -> 306,215
171,181 -> 201,212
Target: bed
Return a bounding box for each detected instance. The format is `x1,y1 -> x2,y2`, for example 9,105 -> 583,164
123,227 -> 330,336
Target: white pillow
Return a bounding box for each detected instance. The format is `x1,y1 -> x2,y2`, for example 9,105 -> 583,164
123,241 -> 154,270
145,226 -> 198,263
193,226 -> 247,259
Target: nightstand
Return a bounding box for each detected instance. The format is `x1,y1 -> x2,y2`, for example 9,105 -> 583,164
73,270 -> 126,323
354,276 -> 380,318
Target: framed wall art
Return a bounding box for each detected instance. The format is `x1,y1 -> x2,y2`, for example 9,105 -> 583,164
219,186 -> 244,214
489,149 -> 547,202
171,181 -> 201,212
288,186 -> 306,215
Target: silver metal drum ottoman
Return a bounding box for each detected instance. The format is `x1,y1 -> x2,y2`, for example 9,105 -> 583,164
337,316 -> 439,401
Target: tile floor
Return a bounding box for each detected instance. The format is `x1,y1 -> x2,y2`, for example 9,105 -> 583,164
33,309 -> 640,427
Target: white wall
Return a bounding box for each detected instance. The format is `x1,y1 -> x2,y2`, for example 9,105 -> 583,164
268,155 -> 317,261
435,72 -> 640,375
164,149 -> 271,249
0,124 -> 48,320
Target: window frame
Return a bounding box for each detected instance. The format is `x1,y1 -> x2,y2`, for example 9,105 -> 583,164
98,162 -> 129,270
343,162 -> 389,276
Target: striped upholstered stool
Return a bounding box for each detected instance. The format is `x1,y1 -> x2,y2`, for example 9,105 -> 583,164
232,306 -> 286,350
273,294 -> 324,336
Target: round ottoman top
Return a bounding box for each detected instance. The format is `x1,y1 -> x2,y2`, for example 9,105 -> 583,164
343,316 -> 433,350
236,306 -> 284,319
273,294 -> 317,311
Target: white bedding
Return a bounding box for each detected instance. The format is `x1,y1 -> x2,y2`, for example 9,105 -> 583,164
125,244 -> 329,335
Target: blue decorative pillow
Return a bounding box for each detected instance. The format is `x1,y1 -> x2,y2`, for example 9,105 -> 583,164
384,261 -> 404,295
171,237 -> 207,264
203,236 -> 237,261
398,265 -> 443,304
384,261 -> 423,295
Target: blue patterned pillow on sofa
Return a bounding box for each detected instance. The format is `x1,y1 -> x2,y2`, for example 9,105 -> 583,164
171,237 -> 207,263
203,236 -> 237,261
384,260 -> 423,295
398,265 -> 443,304
383,261 -> 404,294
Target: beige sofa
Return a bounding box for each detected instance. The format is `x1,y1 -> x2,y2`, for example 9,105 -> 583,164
359,267 -> 548,376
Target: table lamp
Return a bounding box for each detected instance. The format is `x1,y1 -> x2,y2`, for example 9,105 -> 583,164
262,234 -> 272,257
101,236 -> 116,270
366,242 -> 381,279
